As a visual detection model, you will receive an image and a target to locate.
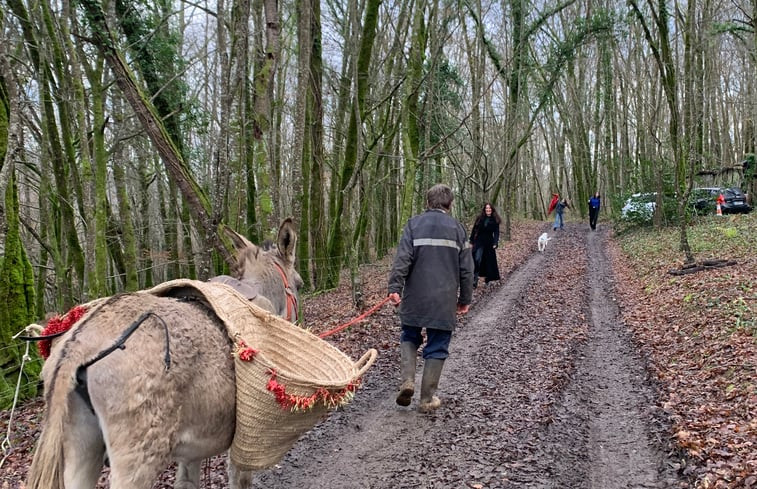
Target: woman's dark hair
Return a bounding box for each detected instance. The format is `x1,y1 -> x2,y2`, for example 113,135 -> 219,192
475,202 -> 502,225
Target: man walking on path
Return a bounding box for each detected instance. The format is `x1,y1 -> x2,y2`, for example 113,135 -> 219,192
388,184 -> 474,413
554,198 -> 570,230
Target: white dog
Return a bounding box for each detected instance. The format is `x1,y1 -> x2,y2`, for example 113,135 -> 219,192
537,232 -> 551,252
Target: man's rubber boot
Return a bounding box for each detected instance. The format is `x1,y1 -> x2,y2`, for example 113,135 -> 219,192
418,358 -> 445,413
395,342 -> 417,406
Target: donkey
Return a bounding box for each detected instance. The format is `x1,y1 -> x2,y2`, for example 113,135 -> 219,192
26,219 -> 303,489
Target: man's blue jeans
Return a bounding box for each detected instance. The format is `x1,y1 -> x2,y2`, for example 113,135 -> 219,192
554,212 -> 564,229
400,326 -> 452,360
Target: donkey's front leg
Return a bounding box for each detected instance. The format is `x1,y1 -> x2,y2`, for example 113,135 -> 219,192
175,461 -> 201,489
227,459 -> 255,489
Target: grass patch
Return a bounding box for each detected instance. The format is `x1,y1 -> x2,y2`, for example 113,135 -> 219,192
619,213 -> 756,263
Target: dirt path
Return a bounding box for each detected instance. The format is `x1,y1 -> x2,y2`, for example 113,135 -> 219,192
248,224 -> 682,488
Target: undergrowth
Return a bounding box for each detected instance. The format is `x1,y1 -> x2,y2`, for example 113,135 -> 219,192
612,212 -> 756,488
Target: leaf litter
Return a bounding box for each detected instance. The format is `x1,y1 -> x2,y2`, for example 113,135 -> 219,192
1,216 -> 754,488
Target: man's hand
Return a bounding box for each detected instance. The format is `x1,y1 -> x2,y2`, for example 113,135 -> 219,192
388,292 -> 401,306
457,303 -> 470,314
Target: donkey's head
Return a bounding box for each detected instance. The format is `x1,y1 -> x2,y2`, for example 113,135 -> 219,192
224,218 -> 303,322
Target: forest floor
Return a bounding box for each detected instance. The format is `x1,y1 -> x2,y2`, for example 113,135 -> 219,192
242,222 -> 682,489
1,216 -> 755,488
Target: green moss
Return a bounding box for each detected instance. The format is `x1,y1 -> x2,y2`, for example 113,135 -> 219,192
0,169 -> 40,408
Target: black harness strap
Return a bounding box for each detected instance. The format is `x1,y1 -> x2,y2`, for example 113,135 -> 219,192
75,312 -> 171,413
17,330 -> 67,342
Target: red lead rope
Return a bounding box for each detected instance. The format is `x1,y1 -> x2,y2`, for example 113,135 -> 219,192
318,296 -> 392,338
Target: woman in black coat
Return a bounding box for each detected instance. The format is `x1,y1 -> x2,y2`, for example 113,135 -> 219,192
469,203 -> 501,287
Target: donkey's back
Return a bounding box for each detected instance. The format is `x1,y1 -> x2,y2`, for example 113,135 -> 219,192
28,293 -> 236,489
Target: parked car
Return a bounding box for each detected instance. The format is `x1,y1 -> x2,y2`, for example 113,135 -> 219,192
691,187 -> 752,214
621,192 -> 657,221
690,187 -> 720,213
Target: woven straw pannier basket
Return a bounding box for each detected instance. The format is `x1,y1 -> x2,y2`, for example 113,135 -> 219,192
146,279 -> 378,471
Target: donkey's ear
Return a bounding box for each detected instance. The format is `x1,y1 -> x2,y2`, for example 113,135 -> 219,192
276,218 -> 297,265
224,226 -> 259,254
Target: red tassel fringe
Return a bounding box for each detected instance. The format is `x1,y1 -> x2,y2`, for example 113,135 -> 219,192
38,305 -> 87,359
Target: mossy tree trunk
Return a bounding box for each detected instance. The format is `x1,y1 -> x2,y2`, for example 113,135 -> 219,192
88,60 -> 113,296
324,0 -> 381,289
241,2 -> 260,247
0,57 -> 40,408
0,164 -> 41,408
77,0 -> 237,267
399,0 -> 428,228
248,0 -> 281,235
306,0 -> 327,291
294,0 -> 312,289
62,4 -> 108,300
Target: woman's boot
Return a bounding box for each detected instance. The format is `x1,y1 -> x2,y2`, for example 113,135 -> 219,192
418,359 -> 445,413
396,342 -> 417,406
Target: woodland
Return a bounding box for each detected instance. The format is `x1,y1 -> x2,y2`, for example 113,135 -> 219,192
0,0 -> 755,416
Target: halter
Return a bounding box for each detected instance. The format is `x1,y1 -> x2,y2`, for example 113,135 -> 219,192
273,261 -> 299,323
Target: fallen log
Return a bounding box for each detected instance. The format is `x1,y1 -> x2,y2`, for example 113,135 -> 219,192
668,259 -> 737,276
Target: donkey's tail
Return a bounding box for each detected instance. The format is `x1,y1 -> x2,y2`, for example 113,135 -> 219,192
26,363 -> 73,489
26,297 -> 114,489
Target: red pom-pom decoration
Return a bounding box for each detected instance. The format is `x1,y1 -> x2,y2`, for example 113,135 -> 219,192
38,305 -> 87,359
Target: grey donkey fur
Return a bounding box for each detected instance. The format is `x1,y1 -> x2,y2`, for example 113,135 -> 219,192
26,220 -> 302,489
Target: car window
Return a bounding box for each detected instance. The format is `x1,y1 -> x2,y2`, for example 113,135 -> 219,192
633,193 -> 656,203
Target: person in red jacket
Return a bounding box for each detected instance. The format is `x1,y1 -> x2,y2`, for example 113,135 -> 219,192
553,198 -> 570,230
548,193 -> 559,215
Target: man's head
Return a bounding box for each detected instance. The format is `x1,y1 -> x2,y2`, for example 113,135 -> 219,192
427,184 -> 454,211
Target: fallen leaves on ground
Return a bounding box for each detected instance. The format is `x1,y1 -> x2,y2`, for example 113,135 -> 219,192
609,213 -> 756,489
2,216 -> 753,488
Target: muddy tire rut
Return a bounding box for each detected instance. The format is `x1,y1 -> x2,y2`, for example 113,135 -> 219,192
248,225 -> 682,488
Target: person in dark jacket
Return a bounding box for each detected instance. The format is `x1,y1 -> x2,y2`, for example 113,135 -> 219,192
388,184 -> 474,413
469,203 -> 501,287
588,191 -> 601,230
553,198 -> 570,230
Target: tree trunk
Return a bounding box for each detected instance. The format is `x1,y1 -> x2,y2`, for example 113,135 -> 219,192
629,0 -> 694,263
0,54 -> 41,407
399,0 -> 428,226
0,164 -> 40,408
77,0 -> 236,266
294,0 -> 312,288
307,0 -> 327,290
324,0 -> 381,288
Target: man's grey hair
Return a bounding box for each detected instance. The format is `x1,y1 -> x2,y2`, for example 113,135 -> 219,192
426,184 -> 454,211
